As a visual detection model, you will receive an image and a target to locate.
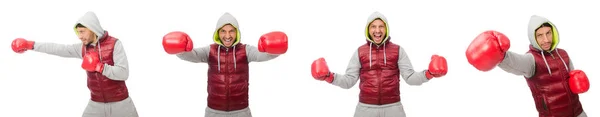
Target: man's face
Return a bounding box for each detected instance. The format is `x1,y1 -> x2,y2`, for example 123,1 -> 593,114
535,26 -> 553,51
369,19 -> 386,44
77,27 -> 96,46
219,24 -> 237,47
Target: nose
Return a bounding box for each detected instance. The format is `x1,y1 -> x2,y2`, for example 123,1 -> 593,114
542,35 -> 551,43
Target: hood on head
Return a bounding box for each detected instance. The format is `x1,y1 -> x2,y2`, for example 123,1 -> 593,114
74,11 -> 105,39
213,12 -> 241,47
365,11 -> 390,44
528,15 -> 559,52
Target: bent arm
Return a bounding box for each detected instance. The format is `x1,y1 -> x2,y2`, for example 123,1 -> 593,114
101,41 -> 129,81
398,46 -> 429,86
331,50 -> 361,89
176,46 -> 210,63
498,51 -> 536,78
32,42 -> 83,59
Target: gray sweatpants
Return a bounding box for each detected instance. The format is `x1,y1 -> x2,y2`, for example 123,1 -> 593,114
354,101 -> 406,117
82,97 -> 138,117
205,107 -> 252,117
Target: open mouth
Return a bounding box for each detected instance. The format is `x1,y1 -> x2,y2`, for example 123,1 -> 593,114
223,38 -> 233,43
373,33 -> 383,39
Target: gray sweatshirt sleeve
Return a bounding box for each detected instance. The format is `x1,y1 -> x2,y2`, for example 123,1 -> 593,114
176,46 -> 210,63
246,45 -> 280,62
331,50 -> 361,89
569,60 -> 574,71
101,41 -> 129,81
397,46 -> 430,86
32,42 -> 83,59
497,51 -> 536,78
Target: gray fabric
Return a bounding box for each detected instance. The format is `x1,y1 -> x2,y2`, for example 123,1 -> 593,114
578,111 -> 587,117
365,11 -> 390,44
177,46 -> 210,63
176,45 -> 279,63
245,45 -> 279,62
527,15 -> 559,52
213,12 -> 241,47
76,11 -> 105,39
353,102 -> 406,117
205,107 -> 251,117
331,46 -> 429,89
82,97 -> 138,117
32,41 -> 130,81
498,51 -> 536,78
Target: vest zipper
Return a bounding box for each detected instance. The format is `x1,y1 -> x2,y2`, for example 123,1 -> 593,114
376,49 -> 382,105
225,48 -> 230,111
94,47 -> 107,103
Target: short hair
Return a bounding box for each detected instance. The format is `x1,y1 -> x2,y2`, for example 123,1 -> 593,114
75,23 -> 86,28
535,23 -> 552,32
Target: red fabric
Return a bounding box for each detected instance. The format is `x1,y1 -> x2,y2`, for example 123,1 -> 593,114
357,40 -> 401,105
82,31 -> 129,102
526,45 -> 583,117
206,44 -> 250,111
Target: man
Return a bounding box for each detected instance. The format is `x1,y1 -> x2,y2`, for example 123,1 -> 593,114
161,12 -> 288,117
10,11 -> 139,117
466,15 -> 590,117
310,11 -> 448,117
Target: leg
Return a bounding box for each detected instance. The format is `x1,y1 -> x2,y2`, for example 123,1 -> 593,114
205,107 -> 226,117
82,100 -> 105,117
382,102 -> 406,117
108,97 -> 139,117
233,108 -> 252,117
354,103 -> 379,117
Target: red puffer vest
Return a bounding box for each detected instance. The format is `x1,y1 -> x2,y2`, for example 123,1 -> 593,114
358,40 -> 401,105
82,31 -> 129,102
526,45 -> 583,117
207,43 -> 249,111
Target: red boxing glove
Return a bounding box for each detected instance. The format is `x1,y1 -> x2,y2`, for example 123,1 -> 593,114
569,70 -> 590,94
466,30 -> 510,71
11,38 -> 35,53
82,52 -> 104,72
258,31 -> 288,54
426,55 -> 448,79
311,57 -> 334,83
162,31 -> 193,54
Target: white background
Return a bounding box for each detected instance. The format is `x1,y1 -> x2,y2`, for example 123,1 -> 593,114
0,0 -> 598,117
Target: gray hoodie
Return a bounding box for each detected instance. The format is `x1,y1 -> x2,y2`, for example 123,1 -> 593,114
176,12 -> 279,64
498,15 -> 573,78
32,11 -> 130,81
331,12 -> 430,89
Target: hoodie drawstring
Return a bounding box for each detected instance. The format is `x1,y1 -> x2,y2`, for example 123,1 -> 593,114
216,45 -> 238,72
369,42 -> 372,68
217,46 -> 221,72
233,46 -> 237,70
540,50 -> 570,75
555,50 -> 569,71
383,42 -> 387,64
368,42 -> 387,69
540,51 -> 552,75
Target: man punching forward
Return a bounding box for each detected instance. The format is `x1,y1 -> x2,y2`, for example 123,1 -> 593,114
466,15 -> 590,117
11,11 -> 138,117
162,12 -> 288,117
310,12 -> 448,117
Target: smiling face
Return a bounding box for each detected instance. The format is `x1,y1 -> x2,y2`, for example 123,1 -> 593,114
369,19 -> 386,44
218,24 -> 237,47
